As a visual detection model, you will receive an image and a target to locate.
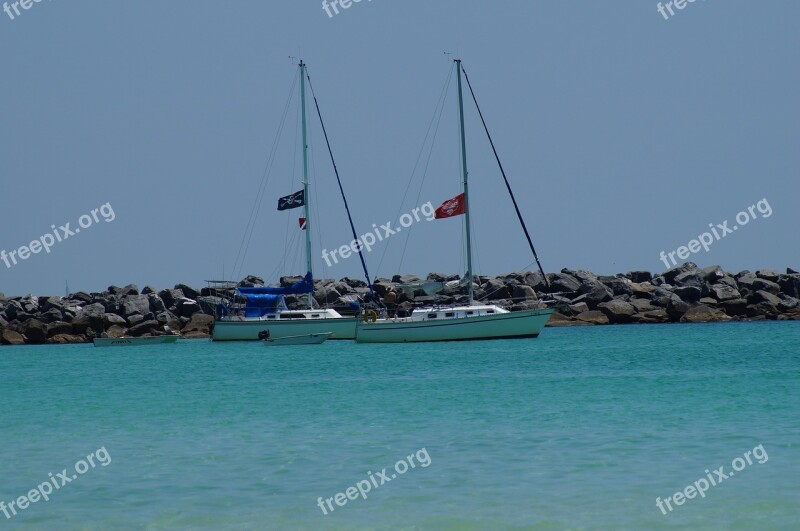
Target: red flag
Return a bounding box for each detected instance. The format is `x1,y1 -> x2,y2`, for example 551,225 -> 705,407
299,217 -> 307,230
434,193 -> 467,219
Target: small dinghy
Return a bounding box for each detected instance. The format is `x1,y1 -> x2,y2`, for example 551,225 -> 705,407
93,336 -> 179,347
259,330 -> 331,346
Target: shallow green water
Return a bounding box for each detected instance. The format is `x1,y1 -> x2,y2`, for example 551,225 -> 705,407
1,322 -> 798,530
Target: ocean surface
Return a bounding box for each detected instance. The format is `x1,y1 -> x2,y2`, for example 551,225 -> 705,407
1,322 -> 798,530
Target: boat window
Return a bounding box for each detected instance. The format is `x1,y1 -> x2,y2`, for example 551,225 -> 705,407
486,310 -> 495,314
311,314 -> 320,318
427,313 -> 438,319
267,315 -> 276,319
466,311 -> 474,315
445,312 -> 455,318
281,313 -> 307,319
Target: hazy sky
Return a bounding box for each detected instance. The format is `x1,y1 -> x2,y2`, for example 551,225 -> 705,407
1,0 -> 797,296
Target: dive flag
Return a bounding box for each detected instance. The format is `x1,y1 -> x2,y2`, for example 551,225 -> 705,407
278,190 -> 305,211
434,193 -> 467,219
299,217 -> 307,230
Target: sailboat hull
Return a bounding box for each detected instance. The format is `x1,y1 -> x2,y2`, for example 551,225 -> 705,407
213,317 -> 357,341
355,308 -> 553,343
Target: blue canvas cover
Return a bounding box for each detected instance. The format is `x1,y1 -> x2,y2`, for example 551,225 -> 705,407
241,294 -> 286,318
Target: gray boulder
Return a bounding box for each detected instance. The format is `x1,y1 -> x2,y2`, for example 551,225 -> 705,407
663,262 -> 698,283
665,295 -> 690,321
752,278 -> 781,294
568,302 -> 590,315
626,271 -> 652,283
629,282 -> 657,298
20,319 -> 48,344
47,321 -> 73,338
126,314 -> 145,327
1,329 -> 25,345
67,292 -> 93,304
175,284 -> 200,300
158,288 -> 184,309
719,298 -> 748,317
127,320 -> 161,337
122,295 -> 151,317
550,273 -> 582,294
681,305 -> 732,323
118,284 -> 139,297
756,269 -> 781,282
711,284 -> 741,302
778,275 -> 800,298
674,286 -> 703,303
341,277 -> 368,289
632,310 -> 670,323
700,265 -> 726,282
576,280 -> 613,309
148,294 -> 167,315
523,271 -> 549,292
484,279 -> 511,300
512,285 -> 537,301
238,275 -> 264,287
597,300 -> 636,323
177,299 -> 201,318
392,275 -> 422,284
736,272 -> 758,291
575,311 -> 610,325
600,276 -> 633,296
630,298 -> 657,313
748,290 -> 782,307
778,295 -> 799,312
103,313 -> 127,327
315,285 -> 342,304
747,302 -> 780,319
39,309 -> 64,323
40,297 -> 65,314
565,269 -> 599,284
182,314 -> 215,338
674,271 -> 709,294
717,276 -> 739,289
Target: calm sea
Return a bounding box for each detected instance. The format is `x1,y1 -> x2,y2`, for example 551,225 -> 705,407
1,322 -> 798,530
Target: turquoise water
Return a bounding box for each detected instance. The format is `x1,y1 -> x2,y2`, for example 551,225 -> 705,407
1,322 -> 798,530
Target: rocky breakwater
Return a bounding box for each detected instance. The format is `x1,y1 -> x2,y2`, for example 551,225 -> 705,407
1,263 -> 798,346
540,264 -> 800,327
0,284 -> 217,346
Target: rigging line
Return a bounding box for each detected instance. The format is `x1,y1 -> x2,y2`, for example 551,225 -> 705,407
232,71 -> 299,281
275,101 -> 298,283
307,109 -> 327,303
282,94 -> 301,266
396,71 -> 454,276
474,261 -> 539,303
305,68 -> 375,297
380,64 -> 455,276
270,226 -> 301,284
460,63 -> 551,293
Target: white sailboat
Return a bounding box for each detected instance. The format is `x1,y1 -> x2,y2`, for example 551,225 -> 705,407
355,60 -> 553,343
212,61 -> 372,341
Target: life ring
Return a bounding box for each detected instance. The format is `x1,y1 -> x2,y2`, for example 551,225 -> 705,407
363,310 -> 378,323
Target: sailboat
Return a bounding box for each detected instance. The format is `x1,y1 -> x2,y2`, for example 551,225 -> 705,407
355,60 -> 554,343
212,61 -> 374,341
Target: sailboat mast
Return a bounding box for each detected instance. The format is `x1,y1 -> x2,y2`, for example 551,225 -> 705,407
300,61 -> 314,308
455,59 -> 474,306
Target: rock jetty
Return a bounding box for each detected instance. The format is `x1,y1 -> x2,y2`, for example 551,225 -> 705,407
1,263 -> 798,346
